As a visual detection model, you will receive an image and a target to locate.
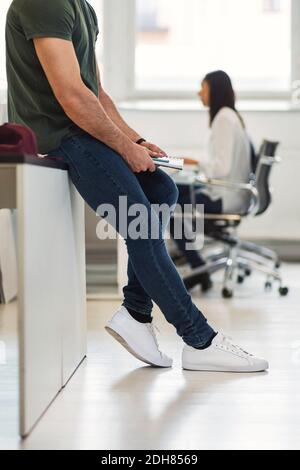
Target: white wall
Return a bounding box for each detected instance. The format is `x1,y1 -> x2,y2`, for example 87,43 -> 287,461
120,102 -> 300,241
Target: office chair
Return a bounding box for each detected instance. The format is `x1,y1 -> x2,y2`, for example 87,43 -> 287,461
237,140 -> 281,274
180,140 -> 289,298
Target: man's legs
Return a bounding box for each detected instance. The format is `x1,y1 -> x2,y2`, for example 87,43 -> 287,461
123,169 -> 179,320
49,133 -> 216,348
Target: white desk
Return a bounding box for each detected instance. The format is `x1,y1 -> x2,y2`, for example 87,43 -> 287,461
0,155 -> 87,437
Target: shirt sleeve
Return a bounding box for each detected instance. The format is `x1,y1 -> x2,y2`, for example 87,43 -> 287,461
19,0 -> 76,41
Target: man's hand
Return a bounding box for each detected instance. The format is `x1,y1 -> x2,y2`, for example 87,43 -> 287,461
140,141 -> 167,156
123,143 -> 157,173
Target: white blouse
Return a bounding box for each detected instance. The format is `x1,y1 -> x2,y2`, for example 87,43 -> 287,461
200,107 -> 251,214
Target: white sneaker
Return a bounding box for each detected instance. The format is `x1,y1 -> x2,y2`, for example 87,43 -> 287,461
182,333 -> 269,372
105,307 -> 173,368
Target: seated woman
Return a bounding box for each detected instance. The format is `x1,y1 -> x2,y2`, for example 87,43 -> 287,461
170,70 -> 252,291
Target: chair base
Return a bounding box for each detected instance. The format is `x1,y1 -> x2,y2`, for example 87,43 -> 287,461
181,227 -> 289,298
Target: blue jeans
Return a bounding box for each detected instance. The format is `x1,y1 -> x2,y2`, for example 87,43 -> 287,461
48,133 -> 216,348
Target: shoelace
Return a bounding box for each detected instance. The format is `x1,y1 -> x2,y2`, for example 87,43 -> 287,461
146,323 -> 163,355
218,335 -> 252,358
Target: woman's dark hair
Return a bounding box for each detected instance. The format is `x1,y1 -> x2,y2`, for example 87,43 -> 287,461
203,70 -> 244,128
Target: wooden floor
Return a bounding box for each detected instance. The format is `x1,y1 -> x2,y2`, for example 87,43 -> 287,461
0,263 -> 300,450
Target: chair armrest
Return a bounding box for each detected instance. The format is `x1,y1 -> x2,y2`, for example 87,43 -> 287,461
195,175 -> 259,215
260,155 -> 281,165
196,174 -> 254,191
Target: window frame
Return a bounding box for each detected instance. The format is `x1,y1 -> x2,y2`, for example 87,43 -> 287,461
101,0 -> 300,102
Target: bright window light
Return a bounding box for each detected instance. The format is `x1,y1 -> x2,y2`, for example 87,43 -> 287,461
135,0 -> 291,94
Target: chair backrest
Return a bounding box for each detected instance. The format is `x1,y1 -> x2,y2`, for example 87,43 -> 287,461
255,139 -> 279,216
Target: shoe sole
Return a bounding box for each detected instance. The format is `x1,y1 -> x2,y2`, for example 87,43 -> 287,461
182,363 -> 268,373
105,325 -> 171,368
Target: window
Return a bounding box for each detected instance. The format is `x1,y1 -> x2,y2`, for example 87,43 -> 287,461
1,0 -> 298,102
136,0 -> 169,33
263,0 -> 282,12
135,0 -> 291,96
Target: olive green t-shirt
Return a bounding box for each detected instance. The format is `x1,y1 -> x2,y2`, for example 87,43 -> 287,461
6,0 -> 99,154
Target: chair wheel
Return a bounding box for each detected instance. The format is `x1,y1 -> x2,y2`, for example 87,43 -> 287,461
275,261 -> 281,269
279,286 -> 289,296
237,275 -> 244,284
222,288 -> 233,299
245,268 -> 252,277
265,281 -> 272,291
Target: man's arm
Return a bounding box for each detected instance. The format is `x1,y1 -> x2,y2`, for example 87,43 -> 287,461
96,61 -> 166,156
33,38 -> 156,173
96,63 -> 140,143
